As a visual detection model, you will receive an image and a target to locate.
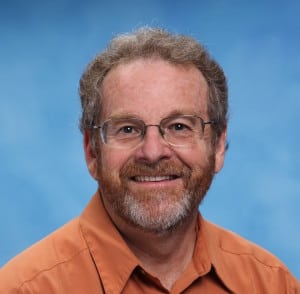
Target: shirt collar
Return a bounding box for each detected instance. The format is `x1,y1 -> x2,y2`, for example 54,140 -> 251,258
79,192 -> 241,293
200,216 -> 243,293
79,192 -> 140,294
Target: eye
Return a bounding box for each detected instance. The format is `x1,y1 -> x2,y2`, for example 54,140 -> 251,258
167,121 -> 193,133
171,123 -> 191,131
118,125 -> 138,134
111,120 -> 143,138
162,116 -> 196,138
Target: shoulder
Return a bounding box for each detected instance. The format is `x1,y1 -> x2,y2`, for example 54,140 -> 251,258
202,220 -> 300,292
205,220 -> 285,267
0,218 -> 91,292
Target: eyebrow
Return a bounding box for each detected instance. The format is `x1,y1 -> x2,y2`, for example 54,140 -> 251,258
106,113 -> 140,120
167,109 -> 201,117
105,108 -> 204,121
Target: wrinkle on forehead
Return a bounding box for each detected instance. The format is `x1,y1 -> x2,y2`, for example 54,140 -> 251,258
100,58 -> 209,121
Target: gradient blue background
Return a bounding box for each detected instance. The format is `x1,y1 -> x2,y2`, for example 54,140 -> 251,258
1,0 -> 299,279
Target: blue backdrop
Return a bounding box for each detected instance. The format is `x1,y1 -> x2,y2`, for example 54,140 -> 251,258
1,0 -> 299,278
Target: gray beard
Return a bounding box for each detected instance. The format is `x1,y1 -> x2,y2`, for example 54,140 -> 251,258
99,158 -> 214,234
119,189 -> 197,234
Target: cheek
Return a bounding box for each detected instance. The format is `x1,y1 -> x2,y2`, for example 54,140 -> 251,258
174,142 -> 211,169
99,148 -> 131,174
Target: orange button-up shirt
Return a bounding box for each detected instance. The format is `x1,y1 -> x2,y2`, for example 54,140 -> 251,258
1,192 -> 299,293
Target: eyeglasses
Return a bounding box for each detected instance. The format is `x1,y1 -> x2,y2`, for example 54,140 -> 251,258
92,114 -> 215,149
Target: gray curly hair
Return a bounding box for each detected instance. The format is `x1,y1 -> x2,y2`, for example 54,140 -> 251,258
79,27 -> 228,147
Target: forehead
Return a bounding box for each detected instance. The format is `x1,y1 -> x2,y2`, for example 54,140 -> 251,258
100,58 -> 208,120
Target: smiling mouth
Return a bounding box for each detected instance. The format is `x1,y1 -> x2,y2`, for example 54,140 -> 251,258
131,175 -> 179,182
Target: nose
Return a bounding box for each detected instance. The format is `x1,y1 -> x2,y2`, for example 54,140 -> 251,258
134,125 -> 173,164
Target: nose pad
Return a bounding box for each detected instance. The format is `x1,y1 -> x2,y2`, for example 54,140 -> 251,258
143,124 -> 165,141
158,125 -> 165,139
143,125 -> 167,146
136,125 -> 172,163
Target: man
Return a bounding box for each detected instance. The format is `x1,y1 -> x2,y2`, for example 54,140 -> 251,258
1,27 -> 299,293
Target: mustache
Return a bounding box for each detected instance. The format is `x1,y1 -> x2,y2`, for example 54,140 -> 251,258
119,160 -> 191,178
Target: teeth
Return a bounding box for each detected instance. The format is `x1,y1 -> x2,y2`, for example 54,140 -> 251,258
134,176 -> 174,182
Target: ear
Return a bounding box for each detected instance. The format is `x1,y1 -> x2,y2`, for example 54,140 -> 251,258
214,128 -> 227,173
84,131 -> 99,180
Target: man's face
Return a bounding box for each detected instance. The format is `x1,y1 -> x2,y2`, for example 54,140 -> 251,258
85,58 -> 226,233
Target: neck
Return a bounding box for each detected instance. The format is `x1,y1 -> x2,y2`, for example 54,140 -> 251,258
108,205 -> 199,290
